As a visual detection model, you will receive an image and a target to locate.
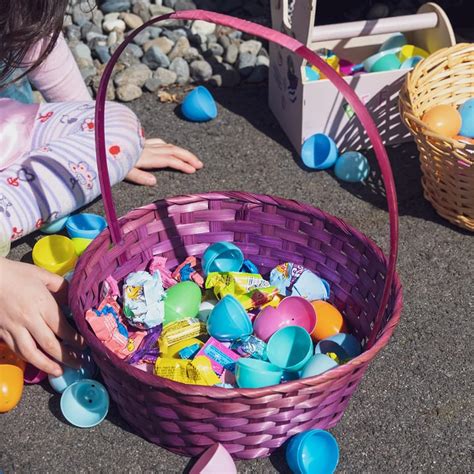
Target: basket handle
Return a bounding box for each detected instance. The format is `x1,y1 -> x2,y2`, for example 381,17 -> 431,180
95,10 -> 399,349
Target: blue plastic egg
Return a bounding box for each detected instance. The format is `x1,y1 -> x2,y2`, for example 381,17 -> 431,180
181,86 -> 217,122
459,98 -> 474,138
301,133 -> 339,170
334,151 -> 370,182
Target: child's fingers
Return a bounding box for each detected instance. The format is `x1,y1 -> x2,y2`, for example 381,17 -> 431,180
166,146 -> 203,168
12,329 -> 62,377
125,168 -> 157,186
142,143 -> 203,169
35,266 -> 66,293
156,156 -> 198,174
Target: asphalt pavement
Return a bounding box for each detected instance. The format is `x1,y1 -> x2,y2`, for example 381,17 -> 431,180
1,85 -> 472,473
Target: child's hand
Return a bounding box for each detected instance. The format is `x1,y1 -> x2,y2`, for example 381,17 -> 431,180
125,138 -> 203,186
0,258 -> 86,376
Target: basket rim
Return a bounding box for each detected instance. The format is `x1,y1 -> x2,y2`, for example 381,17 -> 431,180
70,191 -> 403,398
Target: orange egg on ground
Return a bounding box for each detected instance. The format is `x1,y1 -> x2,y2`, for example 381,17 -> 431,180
310,301 -> 347,341
421,105 -> 462,138
0,342 -> 25,413
454,135 -> 474,145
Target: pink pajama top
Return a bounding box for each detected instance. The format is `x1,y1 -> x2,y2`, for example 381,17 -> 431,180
0,34 -> 91,170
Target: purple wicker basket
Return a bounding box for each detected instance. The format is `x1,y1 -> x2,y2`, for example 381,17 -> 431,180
70,10 -> 403,460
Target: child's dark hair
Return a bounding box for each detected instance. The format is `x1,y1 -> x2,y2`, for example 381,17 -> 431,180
0,0 -> 69,87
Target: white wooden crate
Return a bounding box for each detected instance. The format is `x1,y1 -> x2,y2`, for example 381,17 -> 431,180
268,1 -> 456,154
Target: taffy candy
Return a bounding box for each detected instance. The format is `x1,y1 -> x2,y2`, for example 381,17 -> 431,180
158,318 -> 207,353
154,356 -> 220,386
149,256 -> 177,289
171,256 -> 204,287
101,275 -> 120,300
195,337 -> 240,375
123,270 -> 165,329
231,335 -> 267,360
236,287 -> 280,311
205,272 -> 271,299
270,262 -> 329,300
127,325 -> 162,365
85,297 -> 146,359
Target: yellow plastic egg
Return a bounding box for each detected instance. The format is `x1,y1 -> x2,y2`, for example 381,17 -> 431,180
421,105 -> 462,138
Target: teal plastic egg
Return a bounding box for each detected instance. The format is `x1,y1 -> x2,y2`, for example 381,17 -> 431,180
334,151 -> 370,182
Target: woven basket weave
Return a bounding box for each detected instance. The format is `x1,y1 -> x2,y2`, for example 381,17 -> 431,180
70,10 -> 403,460
400,43 -> 474,231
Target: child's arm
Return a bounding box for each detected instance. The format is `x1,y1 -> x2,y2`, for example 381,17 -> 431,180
25,33 -> 91,102
0,258 -> 86,376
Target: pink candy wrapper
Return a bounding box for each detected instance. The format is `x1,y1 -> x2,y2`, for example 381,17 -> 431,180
195,337 -> 240,376
149,256 -> 177,289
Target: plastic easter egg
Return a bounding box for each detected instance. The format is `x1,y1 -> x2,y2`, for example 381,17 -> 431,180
207,295 -> 253,342
197,300 -> 217,323
181,86 -> 218,122
235,358 -> 283,389
60,379 -> 109,428
32,235 -> 77,276
202,241 -> 244,276
286,429 -> 339,474
190,443 -> 237,474
0,342 -> 25,413
363,47 -> 401,72
292,270 -> 330,301
164,281 -> 202,325
315,333 -> 362,360
400,56 -> 423,69
422,105 -> 462,137
301,133 -> 339,170
370,53 -> 401,73
301,354 -> 339,378
379,33 -> 407,52
334,151 -> 370,182
399,44 -> 429,63
48,351 -> 97,393
266,326 -> 313,372
310,301 -> 346,341
41,215 -> 70,234
24,364 -> 48,384
458,98 -> 474,138
305,65 -> 320,81
71,237 -> 92,256
254,296 -> 317,342
454,135 -> 474,145
66,213 -> 107,240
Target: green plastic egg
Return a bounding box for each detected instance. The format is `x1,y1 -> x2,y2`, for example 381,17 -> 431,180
164,281 -> 202,325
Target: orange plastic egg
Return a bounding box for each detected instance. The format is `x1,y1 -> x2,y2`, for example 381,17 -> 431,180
0,342 -> 25,413
310,301 -> 347,341
421,105 -> 462,138
454,135 -> 474,145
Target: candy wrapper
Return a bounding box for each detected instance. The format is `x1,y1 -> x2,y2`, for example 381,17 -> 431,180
269,262 -> 330,301
149,256 -> 177,289
195,337 -> 240,375
235,287 -> 280,311
172,256 -> 204,287
101,275 -> 120,300
123,270 -> 165,329
206,272 -> 271,299
127,324 -> 162,365
154,356 -> 220,386
231,335 -> 267,360
178,343 -> 201,360
85,296 -> 146,359
158,318 -> 207,353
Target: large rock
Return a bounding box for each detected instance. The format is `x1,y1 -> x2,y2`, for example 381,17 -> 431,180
72,4 -> 93,27
116,84 -> 143,102
143,37 -> 174,54
142,46 -> 171,69
168,36 -> 190,61
183,47 -> 202,62
103,19 -> 126,33
132,28 -> 151,46
224,43 -> 239,64
169,57 -> 190,85
190,60 -> 213,82
239,40 -> 262,56
149,5 -> 182,27
154,68 -> 178,87
132,1 -> 151,22
208,43 -> 224,57
114,63 -> 152,87
92,75 -> 116,101
71,42 -> 93,63
120,12 -> 144,30
246,55 -> 269,83
191,20 -> 216,36
101,0 -> 132,14
238,51 -> 256,77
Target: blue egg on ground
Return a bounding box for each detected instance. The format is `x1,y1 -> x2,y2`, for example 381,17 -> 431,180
301,133 -> 339,170
41,215 -> 70,234
459,98 -> 474,138
181,86 -> 218,122
334,151 -> 370,182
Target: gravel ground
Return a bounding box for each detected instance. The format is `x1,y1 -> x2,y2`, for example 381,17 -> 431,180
1,85 -> 473,473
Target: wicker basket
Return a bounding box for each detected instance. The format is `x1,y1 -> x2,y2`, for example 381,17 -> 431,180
70,10 -> 403,460
400,43 -> 474,231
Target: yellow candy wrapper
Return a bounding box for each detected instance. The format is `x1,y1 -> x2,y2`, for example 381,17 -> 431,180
159,318 -> 206,353
235,287 -> 280,311
154,356 -> 220,386
205,272 -> 271,299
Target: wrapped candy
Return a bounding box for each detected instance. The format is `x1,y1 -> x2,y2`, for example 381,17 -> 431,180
123,270 -> 166,329
269,262 -> 330,301
149,256 -> 177,289
195,337 -> 240,375
206,272 -> 271,299
172,256 -> 204,287
154,356 -> 220,386
101,275 -> 120,300
158,318 -> 207,353
231,335 -> 267,360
